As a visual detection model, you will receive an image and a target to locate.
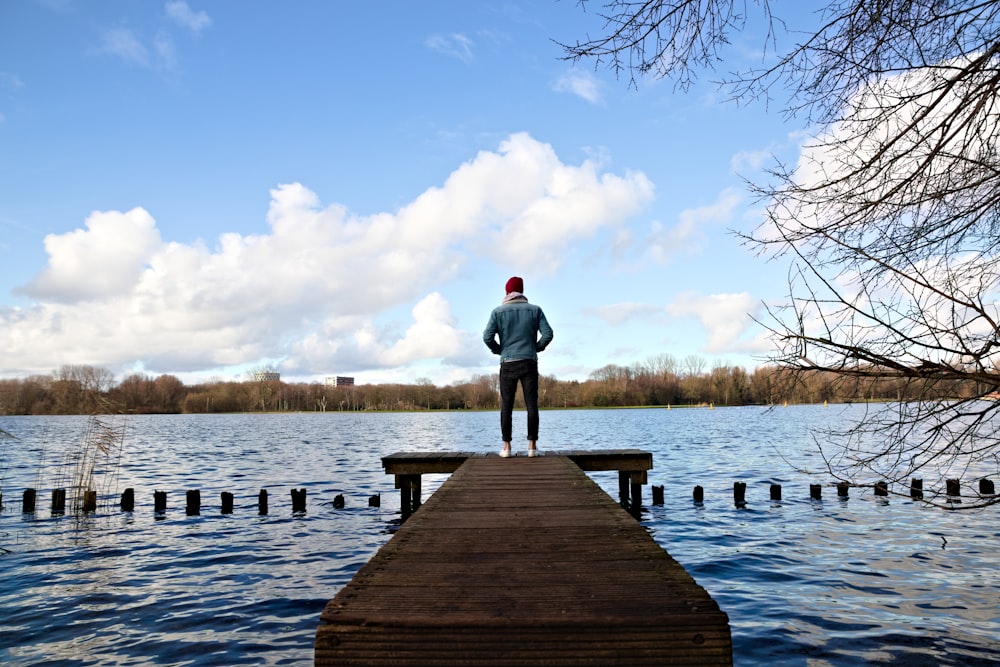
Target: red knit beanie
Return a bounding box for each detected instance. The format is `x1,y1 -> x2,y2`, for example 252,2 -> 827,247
505,276 -> 524,294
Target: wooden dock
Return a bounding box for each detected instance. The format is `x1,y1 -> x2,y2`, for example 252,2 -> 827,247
382,449 -> 654,520
315,452 -> 732,666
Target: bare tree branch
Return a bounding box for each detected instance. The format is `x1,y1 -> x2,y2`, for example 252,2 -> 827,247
562,0 -> 1000,507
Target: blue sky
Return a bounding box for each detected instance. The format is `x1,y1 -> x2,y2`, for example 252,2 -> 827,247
0,0 -> 814,385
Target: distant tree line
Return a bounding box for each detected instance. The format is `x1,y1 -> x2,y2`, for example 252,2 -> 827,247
0,357 -> 990,416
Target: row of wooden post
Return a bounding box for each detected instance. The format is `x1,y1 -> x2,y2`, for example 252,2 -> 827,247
10,477 -> 993,515
649,478 -> 996,506
17,487 -> 99,514
8,487 -> 381,515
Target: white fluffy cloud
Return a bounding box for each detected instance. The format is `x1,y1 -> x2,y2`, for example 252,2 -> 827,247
20,207 -> 163,301
554,70 -> 603,104
0,134 -> 653,379
646,187 -> 741,264
586,302 -> 663,326
165,1 -> 212,33
425,33 -> 474,62
96,2 -> 209,71
98,27 -> 151,66
762,56 -> 1000,244
666,291 -> 764,354
284,293 -> 480,375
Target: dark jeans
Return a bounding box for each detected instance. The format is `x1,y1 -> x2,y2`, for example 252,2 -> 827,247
499,359 -> 539,442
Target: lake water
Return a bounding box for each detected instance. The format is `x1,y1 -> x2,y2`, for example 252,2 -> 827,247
1,406 -> 998,666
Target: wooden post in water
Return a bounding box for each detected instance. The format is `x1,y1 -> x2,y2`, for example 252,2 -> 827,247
397,475 -> 421,520
411,477 -> 421,514
910,478 -> 923,499
221,491 -> 234,514
980,479 -> 995,496
630,473 -> 644,516
291,488 -> 307,513
618,471 -> 629,508
121,488 -> 135,512
258,489 -> 269,515
186,490 -> 201,516
837,482 -> 849,499
769,484 -> 782,501
874,481 -> 888,496
368,493 -> 381,507
333,493 -> 345,509
733,481 -> 747,507
619,471 -> 645,517
693,485 -> 704,503
652,484 -> 664,505
83,490 -> 97,513
23,488 -> 36,513
154,490 -> 167,514
809,484 -> 822,500
946,479 -> 961,497
51,488 -> 66,514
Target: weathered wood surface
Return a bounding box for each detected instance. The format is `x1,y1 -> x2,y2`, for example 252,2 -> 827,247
316,455 -> 732,666
384,450 -> 653,520
381,449 -> 653,475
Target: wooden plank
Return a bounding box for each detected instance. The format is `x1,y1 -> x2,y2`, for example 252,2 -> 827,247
383,452 -> 471,475
316,456 -> 732,666
384,449 -> 651,517
382,449 -> 653,475
563,449 -> 653,472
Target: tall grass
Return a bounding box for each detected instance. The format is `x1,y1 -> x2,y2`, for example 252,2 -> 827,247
0,426 -> 12,508
53,400 -> 128,515
0,426 -> 12,553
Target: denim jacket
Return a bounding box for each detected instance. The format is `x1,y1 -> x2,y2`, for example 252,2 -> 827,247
483,298 -> 553,362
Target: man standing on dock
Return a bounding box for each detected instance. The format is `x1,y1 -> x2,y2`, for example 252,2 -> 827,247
483,276 -> 554,458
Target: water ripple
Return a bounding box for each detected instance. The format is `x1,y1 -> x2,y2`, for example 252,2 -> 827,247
2,408 -> 999,665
